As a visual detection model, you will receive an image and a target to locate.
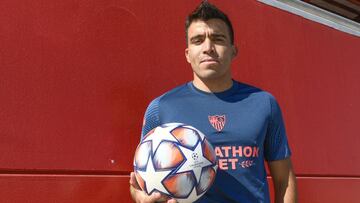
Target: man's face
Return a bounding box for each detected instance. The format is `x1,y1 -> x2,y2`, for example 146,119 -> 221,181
185,19 -> 237,82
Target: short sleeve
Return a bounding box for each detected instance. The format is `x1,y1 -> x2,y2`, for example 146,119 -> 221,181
264,94 -> 292,161
141,97 -> 161,140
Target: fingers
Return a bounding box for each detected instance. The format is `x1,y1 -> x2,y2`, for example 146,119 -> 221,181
167,199 -> 178,203
149,192 -> 176,203
129,172 -> 141,190
148,192 -> 162,201
130,173 -> 177,203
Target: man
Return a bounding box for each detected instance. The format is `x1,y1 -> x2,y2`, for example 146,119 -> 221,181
130,1 -> 297,202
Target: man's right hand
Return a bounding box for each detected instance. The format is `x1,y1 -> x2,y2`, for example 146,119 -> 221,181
129,172 -> 177,203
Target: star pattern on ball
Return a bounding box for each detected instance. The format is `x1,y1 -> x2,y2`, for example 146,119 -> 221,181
162,123 -> 184,128
177,141 -> 213,184
213,164 -> 218,172
143,126 -> 178,151
177,186 -> 199,203
137,155 -> 172,195
183,125 -> 205,140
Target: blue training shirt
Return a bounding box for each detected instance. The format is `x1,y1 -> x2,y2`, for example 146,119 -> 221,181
141,80 -> 291,203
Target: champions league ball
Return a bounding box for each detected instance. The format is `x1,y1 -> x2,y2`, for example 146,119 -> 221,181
133,123 -> 218,203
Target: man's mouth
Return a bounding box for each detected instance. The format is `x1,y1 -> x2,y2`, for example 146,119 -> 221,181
200,58 -> 219,63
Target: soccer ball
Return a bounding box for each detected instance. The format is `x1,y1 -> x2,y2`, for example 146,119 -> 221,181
133,123 -> 218,203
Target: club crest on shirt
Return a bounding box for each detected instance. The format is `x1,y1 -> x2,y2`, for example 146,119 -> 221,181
208,115 -> 226,132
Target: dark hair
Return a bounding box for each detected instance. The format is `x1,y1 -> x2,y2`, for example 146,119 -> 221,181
185,1 -> 234,45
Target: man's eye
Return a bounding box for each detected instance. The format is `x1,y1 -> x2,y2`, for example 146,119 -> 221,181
192,39 -> 202,44
214,38 -> 225,42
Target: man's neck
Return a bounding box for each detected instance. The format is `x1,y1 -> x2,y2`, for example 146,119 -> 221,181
192,76 -> 233,93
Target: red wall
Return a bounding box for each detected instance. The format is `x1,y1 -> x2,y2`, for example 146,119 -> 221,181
0,0 -> 359,202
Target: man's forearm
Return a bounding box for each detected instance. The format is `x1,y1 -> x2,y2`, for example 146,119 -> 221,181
269,158 -> 298,203
274,169 -> 297,203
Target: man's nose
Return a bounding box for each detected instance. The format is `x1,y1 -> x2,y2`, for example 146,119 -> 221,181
202,38 -> 215,54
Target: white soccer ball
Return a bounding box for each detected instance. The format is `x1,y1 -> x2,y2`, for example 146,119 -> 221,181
133,123 -> 218,203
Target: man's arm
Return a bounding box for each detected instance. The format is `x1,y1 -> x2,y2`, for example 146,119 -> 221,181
129,172 -> 177,203
268,158 -> 298,203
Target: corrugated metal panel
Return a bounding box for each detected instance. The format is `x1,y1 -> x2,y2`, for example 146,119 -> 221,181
0,0 -> 359,202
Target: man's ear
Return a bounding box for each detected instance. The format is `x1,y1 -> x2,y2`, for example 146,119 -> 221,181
185,48 -> 191,63
232,45 -> 238,58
